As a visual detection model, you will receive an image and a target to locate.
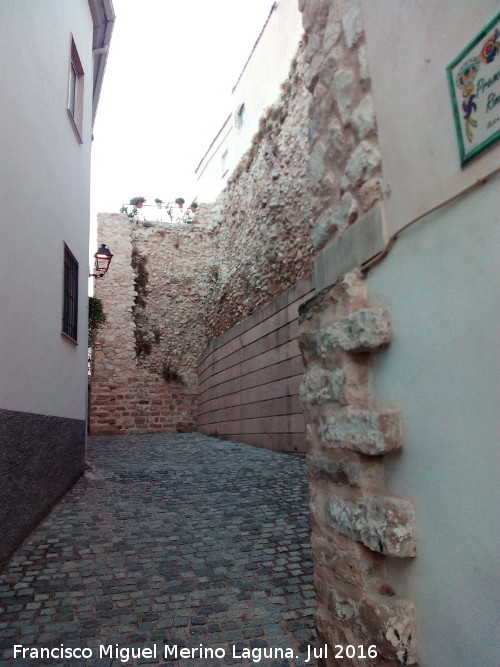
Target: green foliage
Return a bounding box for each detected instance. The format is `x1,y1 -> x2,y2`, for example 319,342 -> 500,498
160,357 -> 185,385
88,296 -> 106,347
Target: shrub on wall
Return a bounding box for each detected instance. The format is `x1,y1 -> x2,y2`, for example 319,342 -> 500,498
88,296 -> 106,348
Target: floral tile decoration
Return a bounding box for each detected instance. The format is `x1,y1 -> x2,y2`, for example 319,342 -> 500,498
447,12 -> 500,164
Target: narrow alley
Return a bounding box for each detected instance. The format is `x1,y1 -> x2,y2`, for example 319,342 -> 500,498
0,434 -> 317,667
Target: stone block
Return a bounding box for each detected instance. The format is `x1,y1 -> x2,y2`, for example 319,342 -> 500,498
325,495 -> 417,557
318,409 -> 402,455
351,94 -> 375,139
322,6 -> 342,52
314,207 -> 386,292
332,69 -> 355,125
359,595 -> 418,664
359,176 -> 382,210
342,0 -> 363,48
301,308 -> 391,359
307,456 -> 384,489
313,192 -> 357,250
300,368 -> 347,408
358,43 -> 370,81
307,455 -> 384,488
338,307 -> 392,352
341,140 -> 381,189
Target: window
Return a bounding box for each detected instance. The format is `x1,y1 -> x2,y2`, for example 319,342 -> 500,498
222,149 -> 228,177
67,37 -> 84,141
236,103 -> 245,128
62,244 -> 79,342
68,61 -> 77,117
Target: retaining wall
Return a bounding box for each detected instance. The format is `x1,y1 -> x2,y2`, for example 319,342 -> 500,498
197,276 -> 314,453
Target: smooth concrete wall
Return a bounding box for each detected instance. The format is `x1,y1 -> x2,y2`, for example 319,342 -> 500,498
198,276 -> 314,452
0,0 -> 94,420
361,0 -> 499,237
365,174 -> 499,667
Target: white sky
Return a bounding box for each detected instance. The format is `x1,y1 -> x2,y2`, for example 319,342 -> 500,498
90,0 -> 276,233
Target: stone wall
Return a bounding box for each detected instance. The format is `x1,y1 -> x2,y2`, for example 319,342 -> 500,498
300,0 -> 382,251
298,273 -> 417,665
90,214 -> 216,435
90,0 -> 385,447
198,276 -> 314,453
295,1 -> 418,664
197,48 -> 315,341
90,48 -> 316,435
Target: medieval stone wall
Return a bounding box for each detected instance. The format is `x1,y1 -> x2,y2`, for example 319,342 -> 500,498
198,48 -> 315,340
298,273 -> 417,666
300,0 -> 382,250
295,1 -> 418,664
90,214 -> 216,435
90,48 -> 316,435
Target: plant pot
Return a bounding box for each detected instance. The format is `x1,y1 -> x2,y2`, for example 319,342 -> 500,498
190,206 -> 198,213
156,202 -> 162,209
177,202 -> 184,209
137,201 -> 143,209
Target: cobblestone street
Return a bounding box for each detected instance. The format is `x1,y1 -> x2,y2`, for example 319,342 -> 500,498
0,434 -> 317,667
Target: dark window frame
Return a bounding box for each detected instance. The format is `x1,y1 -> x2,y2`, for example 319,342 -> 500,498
62,244 -> 79,343
236,103 -> 245,128
67,36 -> 84,142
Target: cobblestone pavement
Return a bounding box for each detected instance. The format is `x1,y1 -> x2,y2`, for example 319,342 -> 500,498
0,433 -> 317,667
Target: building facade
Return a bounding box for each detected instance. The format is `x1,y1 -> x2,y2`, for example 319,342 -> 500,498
297,1 -> 499,664
0,0 -> 114,569
194,0 -> 304,202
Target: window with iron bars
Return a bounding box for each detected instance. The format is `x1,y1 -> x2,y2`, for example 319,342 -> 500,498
62,244 -> 78,342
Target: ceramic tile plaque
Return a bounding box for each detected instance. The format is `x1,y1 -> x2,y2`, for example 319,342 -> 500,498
447,12 -> 500,165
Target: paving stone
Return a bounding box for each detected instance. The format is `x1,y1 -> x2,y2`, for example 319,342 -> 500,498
0,433 -> 317,666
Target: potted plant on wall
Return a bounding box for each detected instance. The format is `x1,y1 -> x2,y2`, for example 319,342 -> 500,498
175,197 -> 185,209
154,198 -> 163,209
190,201 -> 198,212
130,196 -> 146,209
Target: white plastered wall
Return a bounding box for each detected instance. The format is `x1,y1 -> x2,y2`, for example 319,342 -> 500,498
366,175 -> 499,667
195,0 -> 304,202
0,1 -> 94,420
358,2 -> 499,664
360,0 -> 499,236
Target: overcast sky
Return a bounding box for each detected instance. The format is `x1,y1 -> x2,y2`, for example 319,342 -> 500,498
90,0 -> 277,231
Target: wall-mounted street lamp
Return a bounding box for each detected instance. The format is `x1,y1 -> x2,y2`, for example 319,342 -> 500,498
89,244 -> 113,279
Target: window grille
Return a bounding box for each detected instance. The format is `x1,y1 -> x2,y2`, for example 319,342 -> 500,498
62,244 -> 78,342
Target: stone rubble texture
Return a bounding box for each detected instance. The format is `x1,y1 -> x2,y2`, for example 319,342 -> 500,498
88,0 -> 420,663
91,215 -> 216,435
301,0 -> 382,239
91,50 -> 315,436
0,433 -> 318,666
92,0 -> 385,439
325,497 -> 416,557
298,271 -> 417,666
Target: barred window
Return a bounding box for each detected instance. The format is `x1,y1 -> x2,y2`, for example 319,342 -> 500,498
62,244 -> 78,342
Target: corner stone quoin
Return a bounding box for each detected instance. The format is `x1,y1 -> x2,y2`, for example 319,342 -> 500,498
318,409 -> 403,455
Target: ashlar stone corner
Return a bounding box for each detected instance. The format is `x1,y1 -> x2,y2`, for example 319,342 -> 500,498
325,495 -> 417,557
318,409 -> 402,455
300,367 -> 347,409
359,594 -> 418,665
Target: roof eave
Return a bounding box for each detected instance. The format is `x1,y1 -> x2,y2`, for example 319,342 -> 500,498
88,0 -> 116,126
